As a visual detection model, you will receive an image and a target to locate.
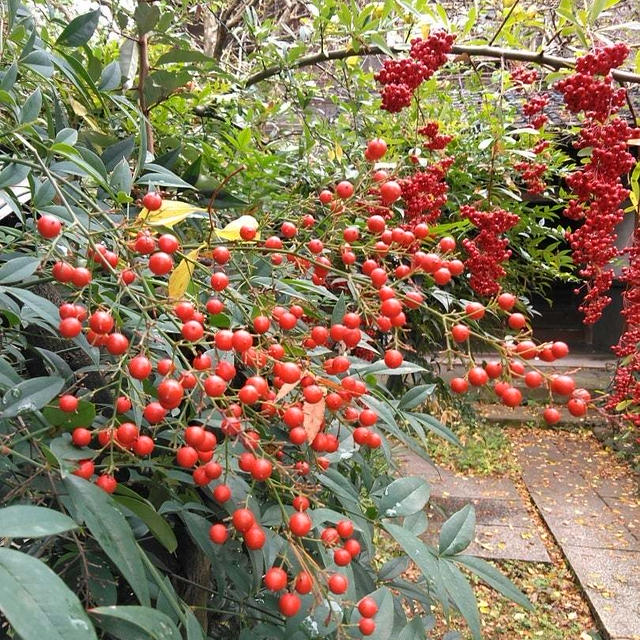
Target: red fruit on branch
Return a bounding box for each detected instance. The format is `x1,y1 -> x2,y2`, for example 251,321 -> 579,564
37,214 -> 62,238
142,192 -> 163,211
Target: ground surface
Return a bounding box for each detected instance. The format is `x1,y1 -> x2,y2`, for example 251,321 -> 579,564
400,419 -> 640,640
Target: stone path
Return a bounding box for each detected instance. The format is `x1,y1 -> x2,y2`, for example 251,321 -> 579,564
398,449 -> 551,562
513,431 -> 640,640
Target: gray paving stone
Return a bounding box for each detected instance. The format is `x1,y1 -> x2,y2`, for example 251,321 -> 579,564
562,545 -> 640,638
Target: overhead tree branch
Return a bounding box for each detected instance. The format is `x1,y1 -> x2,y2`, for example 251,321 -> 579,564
244,43 -> 640,87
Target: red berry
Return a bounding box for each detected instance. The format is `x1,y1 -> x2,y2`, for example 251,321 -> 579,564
232,508 -> 256,533
358,596 -> 378,618
567,398 -> 587,417
498,293 -> 517,310
213,483 -> 231,502
289,511 -> 312,537
543,407 -> 561,424
71,427 -> 92,447
148,252 -> 173,275
336,181 -> 354,199
336,519 -> 354,538
59,317 -> 82,338
450,377 -> 468,393
333,547 -> 351,566
365,138 -> 387,160
157,379 -> 184,410
106,333 -> 129,355
209,523 -> 228,544
359,618 -> 376,635
550,375 -> 575,396
294,571 -> 312,594
379,180 -> 402,205
508,313 -> 527,330
73,459 -> 94,479
278,592 -> 301,617
264,567 -> 288,592
468,367 -> 488,387
327,573 -> 348,594
128,355 -> 152,380
176,446 -> 198,468
384,349 -> 403,369
451,324 -> 470,342
37,215 -> 62,238
551,341 -> 569,358
133,435 -> 154,456
142,192 -> 163,211
59,394 -> 78,412
244,525 -> 266,550
157,233 -> 179,253
502,387 -> 523,407
96,474 -> 117,493
116,422 -> 138,446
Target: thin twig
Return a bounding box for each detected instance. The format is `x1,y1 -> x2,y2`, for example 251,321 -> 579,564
206,165 -> 247,246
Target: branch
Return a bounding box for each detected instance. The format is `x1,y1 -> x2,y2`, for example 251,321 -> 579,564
137,31 -> 154,153
244,43 -> 640,87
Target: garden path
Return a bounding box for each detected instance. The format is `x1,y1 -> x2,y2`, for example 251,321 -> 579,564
514,430 -> 640,640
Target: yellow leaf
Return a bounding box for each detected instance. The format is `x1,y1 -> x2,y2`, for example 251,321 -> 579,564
214,214 -> 260,241
138,200 -> 207,228
420,22 -> 431,39
334,144 -> 343,161
69,98 -> 88,117
168,247 -> 201,299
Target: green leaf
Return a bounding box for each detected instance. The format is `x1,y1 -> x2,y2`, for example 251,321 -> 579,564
0,547 -> 97,640
19,88 -> 42,123
406,412 -> 460,446
383,522 -> 447,606
588,0 -> 607,23
0,256 -> 40,284
378,477 -> 430,517
0,163 -> 30,190
0,505 -> 78,537
438,504 -> 475,556
136,172 -> 194,190
99,61 -> 121,91
63,476 -> 151,606
110,158 -> 133,195
134,3 -> 160,34
438,559 -> 481,639
3,285 -> 60,326
455,555 -> 532,609
56,10 -> 101,47
398,617 -> 427,640
184,606 -> 206,640
90,606 -> 181,640
398,384 -> 436,410
113,494 -> 178,553
42,400 -> 96,430
0,376 -> 64,418
359,359 -> 426,376
21,50 -> 54,77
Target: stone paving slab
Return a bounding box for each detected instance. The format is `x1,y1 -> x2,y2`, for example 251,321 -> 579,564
398,449 -> 550,563
515,431 -> 640,639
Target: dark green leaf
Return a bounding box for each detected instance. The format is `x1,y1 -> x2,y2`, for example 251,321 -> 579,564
111,158 -> 133,195
378,477 -> 430,517
398,384 -> 436,410
21,50 -> 54,77
0,505 -> 78,537
90,606 -> 181,640
0,163 -> 30,190
439,559 -> 481,639
438,504 -> 475,556
0,376 -> 64,418
0,548 -> 97,640
56,10 -> 101,47
455,555 -> 532,609
113,494 -> 177,553
42,400 -> 96,430
64,476 -> 150,606
19,88 -> 42,123
0,256 -> 40,284
99,61 -> 121,91
133,3 -> 160,34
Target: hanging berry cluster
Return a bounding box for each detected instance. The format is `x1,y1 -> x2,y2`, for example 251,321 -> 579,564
375,32 -> 455,112
460,205 -> 520,296
399,158 -> 453,226
513,160 -> 547,194
556,43 -> 640,323
510,65 -> 539,86
607,226 -> 640,426
418,121 -> 454,150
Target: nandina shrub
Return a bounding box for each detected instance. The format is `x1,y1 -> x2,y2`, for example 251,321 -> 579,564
1,3 -> 638,638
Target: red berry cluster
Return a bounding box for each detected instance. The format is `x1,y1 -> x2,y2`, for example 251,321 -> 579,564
522,93 -> 549,129
575,42 -> 630,76
607,227 -> 640,426
398,160 -> 452,226
558,44 -> 638,322
375,32 -> 455,112
556,44 -> 630,123
460,205 -> 520,296
418,121 -> 453,150
513,161 -> 547,194
510,65 -> 539,86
